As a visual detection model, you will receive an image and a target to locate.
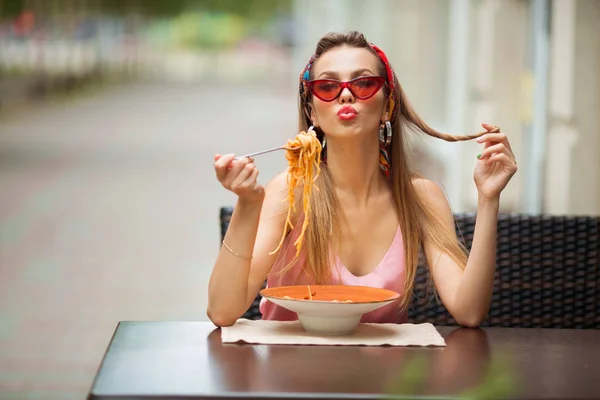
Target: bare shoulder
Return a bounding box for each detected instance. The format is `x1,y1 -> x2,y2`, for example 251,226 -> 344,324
411,177 -> 454,224
265,169 -> 288,193
411,177 -> 447,202
264,170 -> 289,208
260,169 -> 290,220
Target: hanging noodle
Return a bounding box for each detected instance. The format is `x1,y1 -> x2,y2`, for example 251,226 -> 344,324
269,128 -> 322,257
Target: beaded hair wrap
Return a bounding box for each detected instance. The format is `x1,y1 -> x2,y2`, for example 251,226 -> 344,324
298,42 -> 396,176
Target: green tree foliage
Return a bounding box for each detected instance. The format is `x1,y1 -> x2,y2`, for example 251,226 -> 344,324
1,0 -> 291,19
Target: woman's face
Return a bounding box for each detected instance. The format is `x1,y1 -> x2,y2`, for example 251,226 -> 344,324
309,46 -> 388,140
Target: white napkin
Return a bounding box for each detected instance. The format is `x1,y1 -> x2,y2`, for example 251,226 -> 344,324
220,319 -> 446,347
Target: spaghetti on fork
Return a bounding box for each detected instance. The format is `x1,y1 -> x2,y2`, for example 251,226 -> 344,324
270,127 -> 322,257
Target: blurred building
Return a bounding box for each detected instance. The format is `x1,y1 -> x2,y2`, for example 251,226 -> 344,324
1,0 -> 598,215
294,0 -> 600,216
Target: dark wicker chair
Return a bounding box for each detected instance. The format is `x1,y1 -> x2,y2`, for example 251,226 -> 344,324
219,206 -> 600,329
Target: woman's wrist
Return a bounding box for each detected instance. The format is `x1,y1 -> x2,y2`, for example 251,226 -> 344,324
237,196 -> 264,211
477,193 -> 500,209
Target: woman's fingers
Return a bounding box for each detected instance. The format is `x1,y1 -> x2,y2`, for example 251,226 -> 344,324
214,153 -> 235,181
221,158 -> 250,187
230,162 -> 255,190
478,143 -> 511,160
485,152 -> 518,171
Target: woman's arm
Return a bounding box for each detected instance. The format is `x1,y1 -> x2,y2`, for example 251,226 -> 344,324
207,161 -> 289,327
415,126 -> 517,327
415,179 -> 497,327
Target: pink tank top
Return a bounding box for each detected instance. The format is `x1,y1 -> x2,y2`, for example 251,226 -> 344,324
259,216 -> 408,324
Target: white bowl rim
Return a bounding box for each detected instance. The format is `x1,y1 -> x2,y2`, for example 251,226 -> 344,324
260,284 -> 401,305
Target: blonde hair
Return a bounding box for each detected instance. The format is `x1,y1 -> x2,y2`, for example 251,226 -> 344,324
278,31 -> 484,311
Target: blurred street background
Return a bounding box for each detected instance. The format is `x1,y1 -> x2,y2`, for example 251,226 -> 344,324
0,0 -> 598,398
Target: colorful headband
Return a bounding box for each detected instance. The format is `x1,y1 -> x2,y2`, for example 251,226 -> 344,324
299,42 -> 398,121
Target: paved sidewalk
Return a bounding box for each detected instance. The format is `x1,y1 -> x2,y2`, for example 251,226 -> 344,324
0,81 -> 297,398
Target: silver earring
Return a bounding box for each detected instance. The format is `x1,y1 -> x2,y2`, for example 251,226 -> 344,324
385,121 -> 392,146
313,125 -> 325,147
379,121 -> 392,146
310,125 -> 325,147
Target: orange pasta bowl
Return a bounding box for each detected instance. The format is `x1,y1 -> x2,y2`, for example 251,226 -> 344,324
260,285 -> 401,335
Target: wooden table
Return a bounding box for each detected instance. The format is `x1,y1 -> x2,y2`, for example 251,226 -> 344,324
87,321 -> 600,400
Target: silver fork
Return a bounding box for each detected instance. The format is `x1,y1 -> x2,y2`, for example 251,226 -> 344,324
235,126 -> 314,160
235,145 -> 301,160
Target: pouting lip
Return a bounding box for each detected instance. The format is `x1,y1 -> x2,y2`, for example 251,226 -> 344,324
337,105 -> 357,116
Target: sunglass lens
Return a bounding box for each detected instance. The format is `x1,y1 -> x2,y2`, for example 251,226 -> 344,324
312,81 -> 342,101
350,78 -> 382,99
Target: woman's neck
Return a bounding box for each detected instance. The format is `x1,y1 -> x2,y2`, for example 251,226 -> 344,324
325,135 -> 388,208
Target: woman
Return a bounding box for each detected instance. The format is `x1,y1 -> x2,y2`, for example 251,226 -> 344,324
208,31 -> 517,328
